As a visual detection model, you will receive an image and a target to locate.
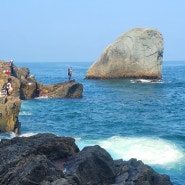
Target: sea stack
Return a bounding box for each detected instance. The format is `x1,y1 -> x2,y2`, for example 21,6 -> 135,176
85,28 -> 163,79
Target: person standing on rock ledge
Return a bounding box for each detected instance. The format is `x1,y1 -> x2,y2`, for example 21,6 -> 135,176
68,67 -> 72,80
9,59 -> 14,76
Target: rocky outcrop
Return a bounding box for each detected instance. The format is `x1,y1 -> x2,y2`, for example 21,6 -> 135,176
0,133 -> 173,185
114,159 -> 172,185
39,80 -> 83,98
86,28 -> 163,79
0,71 -> 22,134
0,96 -> 21,134
0,60 -> 83,133
0,134 -> 79,185
0,60 -> 83,100
65,145 -> 115,185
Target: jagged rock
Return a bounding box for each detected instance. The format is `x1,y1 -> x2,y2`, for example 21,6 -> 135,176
114,159 -> 173,185
65,145 -> 115,185
20,75 -> 39,100
0,133 -> 79,185
0,60 -> 37,100
86,28 -> 163,79
0,133 -> 173,185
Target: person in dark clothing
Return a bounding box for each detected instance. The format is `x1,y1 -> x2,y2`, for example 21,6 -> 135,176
68,67 -> 72,80
9,60 -> 14,76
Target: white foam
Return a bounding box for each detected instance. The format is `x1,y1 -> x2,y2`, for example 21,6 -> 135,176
9,132 -> 17,138
76,136 -> 184,166
19,111 -> 32,116
130,79 -> 162,83
19,132 -> 37,137
0,132 -> 18,141
35,96 -> 49,99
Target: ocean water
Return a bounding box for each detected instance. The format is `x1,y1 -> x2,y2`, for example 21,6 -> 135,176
1,61 -> 185,185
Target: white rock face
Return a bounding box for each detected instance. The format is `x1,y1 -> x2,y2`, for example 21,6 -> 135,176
86,28 -> 163,79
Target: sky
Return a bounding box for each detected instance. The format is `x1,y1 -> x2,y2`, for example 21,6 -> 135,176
0,0 -> 185,62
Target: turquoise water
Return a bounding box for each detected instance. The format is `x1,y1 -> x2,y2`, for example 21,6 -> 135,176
1,61 -> 185,185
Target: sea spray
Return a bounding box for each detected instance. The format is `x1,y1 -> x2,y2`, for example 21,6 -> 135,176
76,136 -> 184,166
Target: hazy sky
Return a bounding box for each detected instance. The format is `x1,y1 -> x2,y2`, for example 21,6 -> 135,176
1,1 -> 185,62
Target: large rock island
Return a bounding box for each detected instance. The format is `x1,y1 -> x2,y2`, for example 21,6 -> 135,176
0,133 -> 173,185
0,61 -> 83,133
85,28 -> 163,79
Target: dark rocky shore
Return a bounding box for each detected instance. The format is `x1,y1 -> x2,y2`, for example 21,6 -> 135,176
0,133 -> 173,185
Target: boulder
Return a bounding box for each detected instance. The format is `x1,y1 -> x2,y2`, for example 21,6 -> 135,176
85,28 -> 163,79
19,76 -> 39,99
39,80 -> 83,98
114,158 -> 172,185
65,145 -> 115,185
0,133 -> 173,185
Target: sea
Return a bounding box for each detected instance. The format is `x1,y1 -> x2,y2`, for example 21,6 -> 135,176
0,61 -> 185,185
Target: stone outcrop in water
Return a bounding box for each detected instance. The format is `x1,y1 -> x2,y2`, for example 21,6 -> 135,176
0,133 -> 173,185
85,28 -> 163,79
38,80 -> 83,98
0,60 -> 83,133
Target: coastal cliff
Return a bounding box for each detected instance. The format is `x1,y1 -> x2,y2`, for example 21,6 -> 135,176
0,96 -> 21,133
85,28 -> 163,79
0,60 -> 83,133
0,133 -> 173,185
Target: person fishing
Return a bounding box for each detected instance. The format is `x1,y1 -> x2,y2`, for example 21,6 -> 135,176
68,67 -> 72,80
9,60 -> 14,76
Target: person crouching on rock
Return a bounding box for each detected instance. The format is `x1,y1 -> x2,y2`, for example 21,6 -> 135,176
6,78 -> 13,95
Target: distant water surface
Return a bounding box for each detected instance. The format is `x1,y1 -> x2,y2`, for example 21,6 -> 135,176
1,61 -> 185,185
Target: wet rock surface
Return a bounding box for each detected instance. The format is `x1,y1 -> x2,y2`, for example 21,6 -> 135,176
0,133 -> 173,185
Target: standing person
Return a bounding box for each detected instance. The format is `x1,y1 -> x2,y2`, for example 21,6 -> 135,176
68,67 -> 72,81
9,60 -> 14,76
